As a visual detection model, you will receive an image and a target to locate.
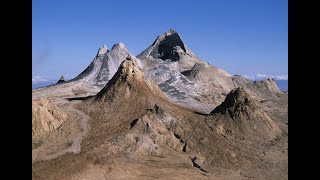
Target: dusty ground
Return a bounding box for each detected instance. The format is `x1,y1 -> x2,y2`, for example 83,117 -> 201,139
32,97 -> 90,162
32,60 -> 287,180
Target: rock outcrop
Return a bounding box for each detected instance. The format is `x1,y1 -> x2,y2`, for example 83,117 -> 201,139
32,98 -> 68,138
253,78 -> 281,93
210,87 -> 282,141
56,75 -> 65,84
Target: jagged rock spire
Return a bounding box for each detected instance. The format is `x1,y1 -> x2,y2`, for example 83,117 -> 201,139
97,45 -> 108,56
56,75 -> 66,84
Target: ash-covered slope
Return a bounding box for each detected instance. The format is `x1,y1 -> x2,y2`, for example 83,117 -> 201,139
68,43 -> 142,87
210,87 -> 281,141
32,43 -> 143,99
137,30 -> 241,113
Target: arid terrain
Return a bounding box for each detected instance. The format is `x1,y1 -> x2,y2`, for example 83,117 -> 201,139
32,30 -> 288,179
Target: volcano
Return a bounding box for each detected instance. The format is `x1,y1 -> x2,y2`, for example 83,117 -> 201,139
32,43 -> 142,99
69,43 -> 143,87
210,87 -> 282,141
137,30 -> 245,113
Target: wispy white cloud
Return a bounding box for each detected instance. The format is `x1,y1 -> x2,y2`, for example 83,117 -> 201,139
32,76 -> 48,83
256,74 -> 269,79
274,75 -> 288,80
241,74 -> 288,80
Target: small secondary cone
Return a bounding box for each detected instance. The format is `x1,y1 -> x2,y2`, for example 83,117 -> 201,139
56,75 -> 65,84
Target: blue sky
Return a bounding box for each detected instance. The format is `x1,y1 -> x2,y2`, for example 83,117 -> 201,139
32,0 -> 288,83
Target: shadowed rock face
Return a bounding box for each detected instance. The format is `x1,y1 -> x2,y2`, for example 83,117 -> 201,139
137,29 -> 201,72
150,30 -> 187,61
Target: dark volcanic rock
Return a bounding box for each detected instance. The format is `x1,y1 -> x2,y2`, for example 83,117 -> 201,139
56,75 -> 65,84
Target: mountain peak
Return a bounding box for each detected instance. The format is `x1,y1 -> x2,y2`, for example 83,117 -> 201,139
210,87 -> 282,141
111,42 -> 126,50
95,58 -> 144,100
93,56 -> 170,111
118,56 -> 144,79
109,55 -> 144,83
211,87 -> 257,117
56,75 -> 66,84
155,29 -> 183,45
253,78 -> 281,93
148,30 -> 187,62
59,75 -> 65,81
97,45 -> 108,56
137,29 -> 202,72
68,42 -> 142,88
164,29 -> 178,36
